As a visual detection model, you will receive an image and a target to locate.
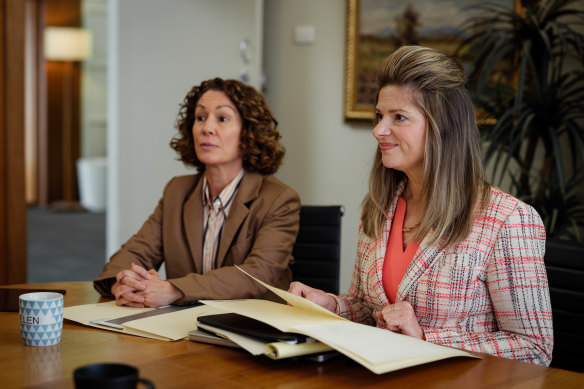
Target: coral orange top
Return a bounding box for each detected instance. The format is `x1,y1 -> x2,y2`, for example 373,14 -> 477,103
382,197 -> 420,303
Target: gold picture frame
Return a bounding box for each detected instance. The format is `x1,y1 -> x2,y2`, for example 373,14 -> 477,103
344,0 -> 517,122
344,0 -> 370,121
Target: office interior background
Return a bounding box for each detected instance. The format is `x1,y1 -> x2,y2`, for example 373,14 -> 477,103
15,0 -> 374,293
5,0 -> 584,294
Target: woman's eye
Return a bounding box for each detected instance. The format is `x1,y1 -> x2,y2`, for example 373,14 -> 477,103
395,114 -> 406,121
375,113 -> 383,122
219,116 -> 229,122
195,114 -> 205,122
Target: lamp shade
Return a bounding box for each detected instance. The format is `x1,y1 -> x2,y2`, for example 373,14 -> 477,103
44,27 -> 92,61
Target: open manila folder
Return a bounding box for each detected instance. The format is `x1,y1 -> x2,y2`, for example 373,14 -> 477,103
199,267 -> 479,374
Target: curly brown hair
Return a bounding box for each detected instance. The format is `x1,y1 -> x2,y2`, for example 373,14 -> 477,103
170,78 -> 285,175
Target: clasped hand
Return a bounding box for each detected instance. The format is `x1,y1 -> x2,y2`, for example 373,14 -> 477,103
111,263 -> 183,307
288,281 -> 424,340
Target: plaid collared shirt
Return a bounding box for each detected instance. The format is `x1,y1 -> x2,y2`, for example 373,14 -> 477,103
201,169 -> 244,273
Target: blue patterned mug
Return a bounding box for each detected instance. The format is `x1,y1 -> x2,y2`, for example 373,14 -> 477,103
19,292 -> 64,346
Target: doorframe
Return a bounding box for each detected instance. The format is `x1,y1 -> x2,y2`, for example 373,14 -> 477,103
0,0 -> 28,284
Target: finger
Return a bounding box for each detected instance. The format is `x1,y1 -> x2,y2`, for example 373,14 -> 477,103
116,269 -> 135,283
287,281 -> 307,297
383,312 -> 403,333
116,297 -> 145,308
387,324 -> 401,332
112,283 -> 135,299
375,311 -> 383,321
379,304 -> 395,317
148,269 -> 159,278
119,290 -> 145,304
131,263 -> 152,280
118,275 -> 147,291
115,269 -> 146,285
306,290 -> 338,312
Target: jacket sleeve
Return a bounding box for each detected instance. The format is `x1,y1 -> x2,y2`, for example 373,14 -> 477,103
93,179 -> 173,297
333,225 -> 378,326
168,183 -> 300,302
423,202 -> 554,366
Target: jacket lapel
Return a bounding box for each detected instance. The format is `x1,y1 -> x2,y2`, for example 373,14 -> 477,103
215,171 -> 261,268
372,179 -> 444,304
397,237 -> 442,302
371,227 -> 390,306
183,175 -> 205,273
371,181 -> 405,307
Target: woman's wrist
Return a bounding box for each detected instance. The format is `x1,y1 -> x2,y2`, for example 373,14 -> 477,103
326,293 -> 340,314
167,281 -> 185,304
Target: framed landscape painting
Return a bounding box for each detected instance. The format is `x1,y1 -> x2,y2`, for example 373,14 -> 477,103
344,0 -> 515,121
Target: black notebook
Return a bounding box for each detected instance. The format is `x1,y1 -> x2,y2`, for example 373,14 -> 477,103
197,312 -> 307,344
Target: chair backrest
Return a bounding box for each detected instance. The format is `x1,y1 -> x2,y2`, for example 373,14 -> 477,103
291,205 -> 344,295
544,238 -> 584,372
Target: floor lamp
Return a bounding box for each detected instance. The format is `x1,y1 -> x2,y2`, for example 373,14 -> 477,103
44,26 -> 91,210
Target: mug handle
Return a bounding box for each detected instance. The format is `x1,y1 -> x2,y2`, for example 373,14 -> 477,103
138,378 -> 155,389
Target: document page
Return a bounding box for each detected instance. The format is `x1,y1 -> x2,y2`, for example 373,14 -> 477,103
235,266 -> 341,320
124,304 -> 226,340
64,301 -> 226,341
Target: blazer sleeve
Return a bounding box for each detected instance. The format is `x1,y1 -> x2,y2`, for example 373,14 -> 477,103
423,202 -> 554,366
333,225 -> 378,326
169,182 -> 300,302
93,179 -> 173,297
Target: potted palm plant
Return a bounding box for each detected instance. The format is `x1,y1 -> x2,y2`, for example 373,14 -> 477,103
457,0 -> 584,239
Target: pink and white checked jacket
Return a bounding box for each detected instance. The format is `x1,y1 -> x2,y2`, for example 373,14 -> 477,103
335,183 -> 553,365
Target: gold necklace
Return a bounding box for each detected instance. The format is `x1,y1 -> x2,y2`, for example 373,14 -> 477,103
402,223 -> 419,233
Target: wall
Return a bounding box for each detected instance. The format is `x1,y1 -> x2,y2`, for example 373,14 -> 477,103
107,0 -> 263,258
264,0 -> 375,293
108,0 -> 376,294
81,0 -> 108,158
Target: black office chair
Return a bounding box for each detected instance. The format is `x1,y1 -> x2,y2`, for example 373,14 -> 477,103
291,205 -> 344,295
544,238 -> 584,372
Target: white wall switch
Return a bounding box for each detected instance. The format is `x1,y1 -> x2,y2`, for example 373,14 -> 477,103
293,25 -> 315,45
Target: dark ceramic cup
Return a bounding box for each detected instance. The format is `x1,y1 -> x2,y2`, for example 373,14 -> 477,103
73,363 -> 155,389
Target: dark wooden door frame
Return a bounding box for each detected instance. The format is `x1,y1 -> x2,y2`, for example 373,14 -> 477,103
1,0 -> 82,284
1,0 -> 27,284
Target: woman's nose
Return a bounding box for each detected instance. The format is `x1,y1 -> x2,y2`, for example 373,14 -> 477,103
201,118 -> 215,134
372,121 -> 390,139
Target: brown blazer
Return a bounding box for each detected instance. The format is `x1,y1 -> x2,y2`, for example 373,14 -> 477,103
94,171 -> 301,303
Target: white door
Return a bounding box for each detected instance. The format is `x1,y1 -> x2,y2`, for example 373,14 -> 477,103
107,0 -> 264,256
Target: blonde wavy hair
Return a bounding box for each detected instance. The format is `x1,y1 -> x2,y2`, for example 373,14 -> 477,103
361,46 -> 491,247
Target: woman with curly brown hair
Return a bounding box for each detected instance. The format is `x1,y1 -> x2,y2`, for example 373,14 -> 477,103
94,78 -> 300,307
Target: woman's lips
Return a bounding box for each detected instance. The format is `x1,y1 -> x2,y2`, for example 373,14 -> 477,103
199,142 -> 217,150
379,142 -> 397,151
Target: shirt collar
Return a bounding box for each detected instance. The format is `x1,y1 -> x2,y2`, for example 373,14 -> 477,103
202,168 -> 245,209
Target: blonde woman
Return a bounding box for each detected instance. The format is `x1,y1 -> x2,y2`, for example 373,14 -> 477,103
289,46 -> 553,365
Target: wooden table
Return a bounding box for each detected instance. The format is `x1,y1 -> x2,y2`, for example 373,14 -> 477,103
1,282 -> 582,388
